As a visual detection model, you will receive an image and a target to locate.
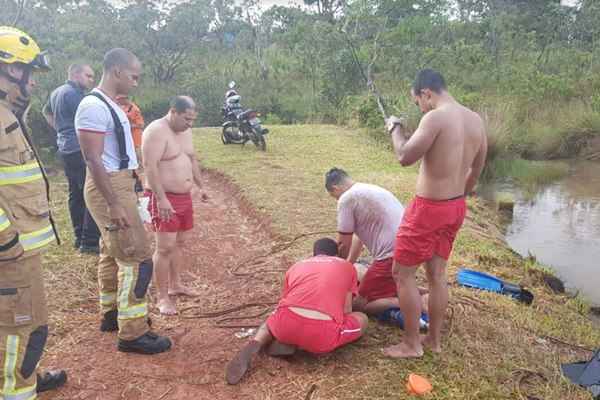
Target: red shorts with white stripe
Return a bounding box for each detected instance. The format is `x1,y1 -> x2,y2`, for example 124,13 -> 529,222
266,307 -> 362,354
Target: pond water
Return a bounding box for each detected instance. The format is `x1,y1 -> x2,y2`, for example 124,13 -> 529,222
483,161 -> 600,306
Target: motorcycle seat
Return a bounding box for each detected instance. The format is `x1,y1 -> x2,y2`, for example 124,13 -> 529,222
237,109 -> 254,120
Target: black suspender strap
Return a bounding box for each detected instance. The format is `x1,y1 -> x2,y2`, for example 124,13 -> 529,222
85,92 -> 130,170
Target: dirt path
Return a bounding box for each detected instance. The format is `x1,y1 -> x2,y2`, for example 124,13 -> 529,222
40,171 -> 317,400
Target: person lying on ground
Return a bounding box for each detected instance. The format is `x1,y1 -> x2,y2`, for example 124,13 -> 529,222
142,96 -> 206,315
225,238 -> 368,385
326,168 -> 429,325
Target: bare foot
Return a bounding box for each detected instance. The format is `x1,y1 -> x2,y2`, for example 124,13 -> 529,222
226,340 -> 262,385
157,298 -> 177,315
168,285 -> 201,297
382,342 -> 423,359
420,334 -> 442,353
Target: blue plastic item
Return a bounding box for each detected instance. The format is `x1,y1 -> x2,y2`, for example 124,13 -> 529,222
457,268 -> 503,293
378,307 -> 429,330
457,268 -> 534,305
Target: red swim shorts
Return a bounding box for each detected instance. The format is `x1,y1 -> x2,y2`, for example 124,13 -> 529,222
394,196 -> 466,266
358,257 -> 397,302
146,190 -> 194,233
266,307 -> 362,354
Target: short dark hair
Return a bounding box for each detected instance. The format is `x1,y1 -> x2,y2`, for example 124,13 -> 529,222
170,96 -> 196,114
413,69 -> 446,95
103,48 -> 138,72
68,63 -> 89,76
325,167 -> 349,192
313,238 -> 338,257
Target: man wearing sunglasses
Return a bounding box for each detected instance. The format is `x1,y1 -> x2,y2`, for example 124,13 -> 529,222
383,69 -> 487,358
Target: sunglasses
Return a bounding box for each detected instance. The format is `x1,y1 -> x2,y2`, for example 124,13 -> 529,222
31,51 -> 50,71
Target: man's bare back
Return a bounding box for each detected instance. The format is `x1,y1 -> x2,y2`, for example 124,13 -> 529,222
143,117 -> 194,194
415,102 -> 486,200
383,69 -> 487,360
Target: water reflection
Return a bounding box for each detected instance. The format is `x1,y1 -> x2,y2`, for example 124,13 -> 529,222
487,161 -> 600,305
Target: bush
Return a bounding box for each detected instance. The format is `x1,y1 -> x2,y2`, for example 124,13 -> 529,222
357,96 -> 385,129
262,113 -> 285,125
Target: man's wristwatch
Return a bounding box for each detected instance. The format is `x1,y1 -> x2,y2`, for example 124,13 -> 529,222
387,119 -> 404,135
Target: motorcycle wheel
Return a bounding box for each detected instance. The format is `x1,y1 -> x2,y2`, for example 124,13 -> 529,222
222,126 -> 233,144
249,128 -> 266,151
256,134 -> 266,151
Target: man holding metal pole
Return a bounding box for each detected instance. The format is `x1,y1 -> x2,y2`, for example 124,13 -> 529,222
383,69 -> 487,358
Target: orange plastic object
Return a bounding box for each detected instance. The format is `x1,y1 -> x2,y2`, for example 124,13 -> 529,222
406,374 -> 433,395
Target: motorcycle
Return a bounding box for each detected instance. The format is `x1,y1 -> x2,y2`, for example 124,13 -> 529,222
221,82 -> 269,151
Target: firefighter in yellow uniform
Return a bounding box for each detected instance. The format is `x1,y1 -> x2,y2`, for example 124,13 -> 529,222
0,27 -> 67,398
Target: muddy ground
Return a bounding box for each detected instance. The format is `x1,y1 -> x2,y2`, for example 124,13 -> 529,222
39,171 -> 335,400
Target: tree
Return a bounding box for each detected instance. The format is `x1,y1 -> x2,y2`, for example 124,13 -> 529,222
120,0 -> 214,84
303,0 -> 346,20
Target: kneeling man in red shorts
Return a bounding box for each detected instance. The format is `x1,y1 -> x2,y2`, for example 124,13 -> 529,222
143,96 -> 205,315
226,238 -> 368,385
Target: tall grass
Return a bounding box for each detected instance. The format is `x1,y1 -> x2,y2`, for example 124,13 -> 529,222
482,97 -> 600,161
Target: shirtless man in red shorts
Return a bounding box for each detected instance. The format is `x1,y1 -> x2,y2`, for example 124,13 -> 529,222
383,69 -> 487,358
225,238 -> 368,385
142,96 -> 204,315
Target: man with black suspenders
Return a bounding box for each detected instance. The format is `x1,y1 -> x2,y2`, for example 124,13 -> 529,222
75,48 -> 171,354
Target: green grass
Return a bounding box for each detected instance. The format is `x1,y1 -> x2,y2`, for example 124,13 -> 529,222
483,98 -> 600,160
484,157 -> 570,187
195,124 -> 600,400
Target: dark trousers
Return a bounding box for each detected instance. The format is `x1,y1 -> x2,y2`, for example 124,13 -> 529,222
60,151 -> 100,248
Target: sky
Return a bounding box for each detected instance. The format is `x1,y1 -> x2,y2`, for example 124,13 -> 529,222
256,0 -> 301,7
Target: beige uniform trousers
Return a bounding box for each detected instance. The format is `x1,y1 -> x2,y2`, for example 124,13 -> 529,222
84,170 -> 152,341
0,254 -> 48,400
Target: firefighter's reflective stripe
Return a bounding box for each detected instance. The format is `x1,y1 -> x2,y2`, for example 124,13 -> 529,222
2,385 -> 37,400
118,266 -> 134,310
0,336 -> 35,400
2,335 -> 18,394
0,208 -> 10,232
99,291 -> 117,306
0,163 -> 42,186
117,266 -> 147,320
19,226 -> 54,251
118,302 -> 147,320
